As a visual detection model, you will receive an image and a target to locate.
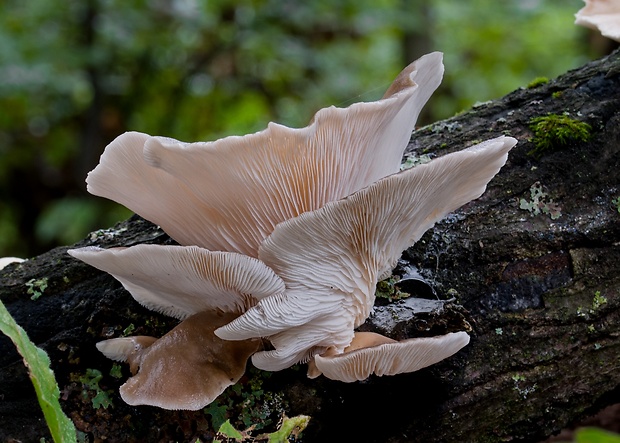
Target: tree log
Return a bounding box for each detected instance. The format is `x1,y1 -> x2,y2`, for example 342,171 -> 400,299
1,49 -> 619,443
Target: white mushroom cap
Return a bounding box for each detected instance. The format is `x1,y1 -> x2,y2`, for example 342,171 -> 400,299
0,257 -> 24,270
575,0 -> 620,42
216,136 -> 517,371
68,244 -> 284,319
96,311 -> 262,410
312,331 -> 470,383
86,52 -> 444,257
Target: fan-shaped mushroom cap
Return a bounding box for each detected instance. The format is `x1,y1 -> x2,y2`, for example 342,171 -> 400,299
86,52 -> 444,257
575,0 -> 620,42
68,244 -> 284,319
96,311 -> 262,410
311,331 -> 470,382
216,136 -> 516,371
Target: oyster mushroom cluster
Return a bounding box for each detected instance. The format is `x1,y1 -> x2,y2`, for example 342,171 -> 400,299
69,52 -> 516,410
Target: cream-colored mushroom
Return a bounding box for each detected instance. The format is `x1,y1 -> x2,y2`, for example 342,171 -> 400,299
96,310 -> 262,410
575,0 -> 620,42
0,257 -> 24,270
216,136 -> 517,372
68,244 -> 284,409
85,52 -> 444,257
68,244 -> 285,319
308,331 -> 470,382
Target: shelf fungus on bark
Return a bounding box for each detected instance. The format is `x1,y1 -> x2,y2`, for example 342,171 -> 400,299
68,245 -> 282,409
306,331 -> 471,382
216,136 -> 516,373
69,51 -> 517,410
84,52 -> 444,258
95,311 -> 261,410
575,0 -> 620,42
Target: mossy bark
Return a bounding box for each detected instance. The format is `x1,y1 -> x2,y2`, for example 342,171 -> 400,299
1,49 -> 619,443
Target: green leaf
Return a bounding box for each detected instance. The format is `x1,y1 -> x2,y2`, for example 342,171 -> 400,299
204,401 -> 229,431
91,389 -> 113,410
0,299 -> 76,442
217,419 -> 244,441
268,415 -> 311,443
576,427 -> 620,443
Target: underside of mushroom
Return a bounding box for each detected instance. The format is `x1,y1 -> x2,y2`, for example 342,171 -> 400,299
69,51 -> 517,411
84,52 -> 444,257
307,331 -> 471,382
216,136 -> 516,372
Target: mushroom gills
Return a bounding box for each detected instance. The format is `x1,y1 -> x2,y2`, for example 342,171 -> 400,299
312,331 -> 470,383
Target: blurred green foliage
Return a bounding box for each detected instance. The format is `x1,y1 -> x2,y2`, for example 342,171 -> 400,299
0,0 -> 595,258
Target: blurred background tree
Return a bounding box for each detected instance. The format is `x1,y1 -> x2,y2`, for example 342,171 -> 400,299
0,0 -> 608,258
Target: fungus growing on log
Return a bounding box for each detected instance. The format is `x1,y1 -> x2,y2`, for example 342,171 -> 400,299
216,136 -> 516,372
95,311 -> 261,410
68,245 -> 285,319
69,51 -> 517,409
308,331 -> 471,382
68,245 -> 280,409
84,52 -> 444,257
0,257 -> 24,270
575,0 -> 620,42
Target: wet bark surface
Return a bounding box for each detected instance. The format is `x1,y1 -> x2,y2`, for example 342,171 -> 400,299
1,49 -> 619,443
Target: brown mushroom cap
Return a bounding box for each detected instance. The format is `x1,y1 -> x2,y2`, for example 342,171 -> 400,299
575,0 -> 620,41
68,244 -> 284,319
313,331 -> 470,383
216,136 -> 516,371
86,52 -> 444,257
96,311 -> 262,410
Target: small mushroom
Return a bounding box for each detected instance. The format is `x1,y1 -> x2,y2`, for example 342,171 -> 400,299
0,257 -> 24,270
575,0 -> 620,42
68,244 -> 285,319
216,136 -> 517,372
308,331 -> 470,382
96,310 -> 262,410
85,52 -> 444,257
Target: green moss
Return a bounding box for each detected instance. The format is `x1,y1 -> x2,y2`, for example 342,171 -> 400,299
25,277 -> 48,300
375,277 -> 410,301
528,113 -> 592,158
205,367 -> 287,433
527,76 -> 548,88
551,91 -> 563,99
78,368 -> 114,409
592,291 -> 607,310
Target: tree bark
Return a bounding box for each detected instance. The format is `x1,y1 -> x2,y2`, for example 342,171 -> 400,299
1,49 -> 619,443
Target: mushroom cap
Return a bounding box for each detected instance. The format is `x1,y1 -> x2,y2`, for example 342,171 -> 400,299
312,331 -> 470,383
86,52 -> 444,257
0,257 -> 24,270
575,0 -> 620,41
216,136 -> 517,371
96,311 -> 262,410
68,244 -> 284,319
